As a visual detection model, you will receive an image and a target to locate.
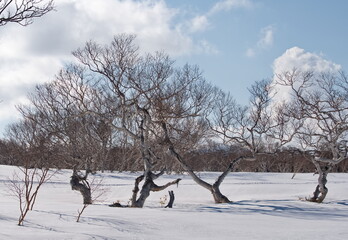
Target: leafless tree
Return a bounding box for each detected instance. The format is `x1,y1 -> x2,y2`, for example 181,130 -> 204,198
7,165 -> 54,225
205,79 -> 301,200
18,69 -> 115,171
67,34 -> 183,207
276,69 -> 348,202
5,118 -> 55,225
0,0 -> 54,26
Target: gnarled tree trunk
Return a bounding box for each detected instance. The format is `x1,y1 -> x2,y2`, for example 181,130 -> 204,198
70,169 -> 92,204
129,119 -> 181,208
131,169 -> 181,208
307,161 -> 331,203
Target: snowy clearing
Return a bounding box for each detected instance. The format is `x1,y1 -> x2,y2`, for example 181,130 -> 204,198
1,165 -> 347,240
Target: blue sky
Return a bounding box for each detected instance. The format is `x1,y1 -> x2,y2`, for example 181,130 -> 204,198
1,0 -> 348,135
170,0 -> 348,101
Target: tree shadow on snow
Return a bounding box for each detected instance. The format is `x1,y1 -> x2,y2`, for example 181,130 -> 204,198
196,199 -> 348,220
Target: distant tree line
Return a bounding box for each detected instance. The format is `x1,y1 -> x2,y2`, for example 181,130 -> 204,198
1,138 -> 348,173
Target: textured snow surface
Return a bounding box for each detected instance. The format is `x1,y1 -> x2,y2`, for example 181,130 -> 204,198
1,165 -> 347,240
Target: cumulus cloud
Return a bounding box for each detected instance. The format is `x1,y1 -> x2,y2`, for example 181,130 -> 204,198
273,46 -> 341,74
271,47 -> 341,103
246,25 -> 274,57
0,0 -> 221,135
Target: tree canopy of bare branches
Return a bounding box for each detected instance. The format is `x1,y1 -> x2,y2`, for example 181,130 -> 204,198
209,79 -> 300,157
0,0 -> 54,26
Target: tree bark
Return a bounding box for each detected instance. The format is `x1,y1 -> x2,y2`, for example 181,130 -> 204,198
165,190 -> 175,208
131,171 -> 181,208
70,170 -> 92,204
307,161 -> 331,203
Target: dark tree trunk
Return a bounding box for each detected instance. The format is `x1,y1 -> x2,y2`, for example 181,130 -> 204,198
165,190 -> 175,208
70,170 -> 92,204
131,170 -> 181,208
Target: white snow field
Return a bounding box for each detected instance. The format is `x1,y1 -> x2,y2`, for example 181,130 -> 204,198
1,164 -> 348,240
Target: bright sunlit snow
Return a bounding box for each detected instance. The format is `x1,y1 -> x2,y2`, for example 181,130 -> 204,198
1,165 -> 347,239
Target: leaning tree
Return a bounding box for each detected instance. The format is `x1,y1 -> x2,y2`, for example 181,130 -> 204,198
275,69 -> 348,203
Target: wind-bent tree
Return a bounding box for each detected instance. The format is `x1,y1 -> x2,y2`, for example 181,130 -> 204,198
0,0 -> 54,26
276,69 -> 348,203
141,76 -> 243,204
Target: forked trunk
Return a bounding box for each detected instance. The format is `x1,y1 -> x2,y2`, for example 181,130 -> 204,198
212,184 -> 231,203
131,170 -> 181,208
162,121 -> 242,204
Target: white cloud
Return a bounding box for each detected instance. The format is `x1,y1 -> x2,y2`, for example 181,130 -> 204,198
0,0 -> 219,135
195,40 -> 219,55
188,15 -> 210,33
246,25 -> 274,57
184,0 -> 253,34
271,47 -> 341,103
257,26 -> 274,49
209,0 -> 253,15
273,47 -> 341,74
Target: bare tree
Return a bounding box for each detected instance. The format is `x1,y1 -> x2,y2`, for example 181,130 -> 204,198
5,118 -> 55,225
67,34 -> 183,207
276,69 -> 348,202
18,69 -> 115,171
7,166 -> 54,225
203,79 -> 301,201
0,0 -> 54,26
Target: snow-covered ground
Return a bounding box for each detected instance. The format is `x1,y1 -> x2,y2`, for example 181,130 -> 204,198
0,164 -> 347,240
